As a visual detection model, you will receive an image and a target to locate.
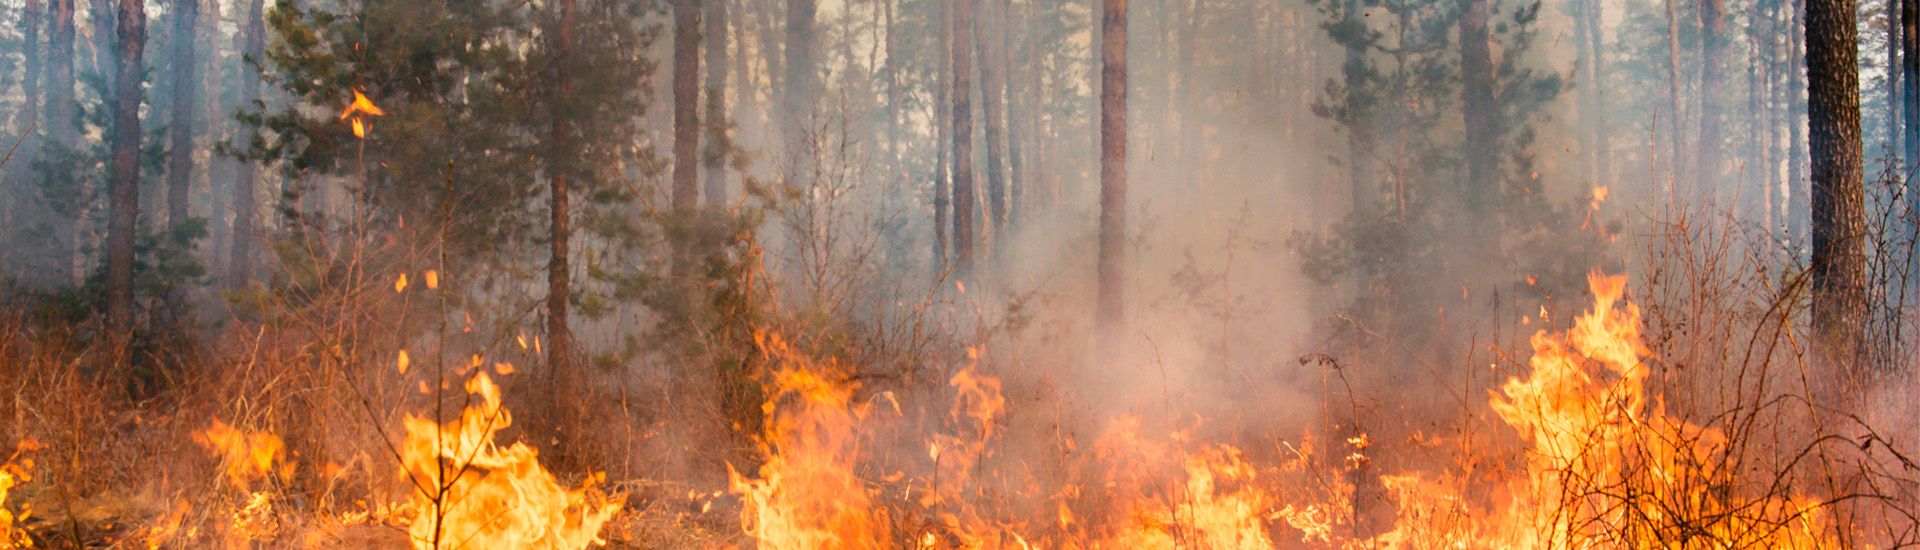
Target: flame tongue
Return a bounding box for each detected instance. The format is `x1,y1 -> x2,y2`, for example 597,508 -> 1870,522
400,372 -> 620,550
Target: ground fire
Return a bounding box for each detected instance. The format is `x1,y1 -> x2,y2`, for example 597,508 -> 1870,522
2,0 -> 1918,546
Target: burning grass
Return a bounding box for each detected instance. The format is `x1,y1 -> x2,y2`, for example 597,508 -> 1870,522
0,246 -> 1912,549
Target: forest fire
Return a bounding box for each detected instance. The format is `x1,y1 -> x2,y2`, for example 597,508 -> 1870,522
714,273 -> 1841,550
3,0 -> 1917,544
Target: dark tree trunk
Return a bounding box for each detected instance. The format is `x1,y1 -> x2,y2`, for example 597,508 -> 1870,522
1805,0 -> 1869,371
672,0 -> 700,212
671,0 -> 700,277
783,0 -> 816,188
1698,0 -> 1728,197
705,0 -> 730,206
43,0 -> 77,287
105,0 -> 147,348
1459,0 -> 1497,222
1903,0 -> 1919,162
950,0 -> 976,274
166,0 -> 198,234
977,0 -> 1008,248
1096,0 -> 1127,334
547,0 -> 575,376
226,0 -> 263,288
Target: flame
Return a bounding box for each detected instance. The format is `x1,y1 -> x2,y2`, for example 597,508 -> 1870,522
724,273 -> 1836,550
399,371 -> 620,550
0,443 -> 31,549
729,331 -> 883,550
341,90 -> 384,138
193,420 -> 292,490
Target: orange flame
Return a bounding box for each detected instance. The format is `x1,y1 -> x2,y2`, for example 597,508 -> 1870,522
193,420 -> 292,491
399,372 -> 620,550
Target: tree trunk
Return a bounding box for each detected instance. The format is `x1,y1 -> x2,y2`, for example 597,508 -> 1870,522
1904,0 -> 1919,162
18,0 -> 42,133
226,0 -> 263,288
91,0 -> 115,77
671,0 -> 700,277
1666,0 -> 1688,199
1770,0 -> 1787,234
1890,0 -> 1903,162
547,0 -> 575,376
166,0 -> 198,234
1005,0 -> 1026,227
950,0 -> 976,274
783,0 -> 816,188
1341,0 -> 1371,212
1575,0 -> 1596,186
8,0 -> 44,275
882,0 -> 899,214
1586,0 -> 1611,188
1698,0 -> 1727,197
977,0 -> 1008,250
1806,0 -> 1869,372
1096,0 -> 1127,334
44,0 -> 77,287
706,0 -> 730,206
106,0 -> 147,350
1459,0 -> 1497,223
934,0 -> 950,268
1790,0 -> 1809,242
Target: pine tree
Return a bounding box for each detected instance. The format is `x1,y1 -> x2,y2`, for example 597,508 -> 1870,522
1806,0 -> 1868,370
105,0 -> 147,349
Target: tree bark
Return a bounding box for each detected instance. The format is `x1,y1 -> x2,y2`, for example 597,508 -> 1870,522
1096,0 -> 1127,334
671,0 -> 701,277
1806,0 -> 1869,371
783,0 -> 816,188
166,0 -> 198,234
705,0 -> 730,206
977,0 -> 1008,248
226,0 -> 263,288
1698,0 -> 1728,197
547,0 -> 575,376
106,0 -> 147,348
950,0 -> 977,274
